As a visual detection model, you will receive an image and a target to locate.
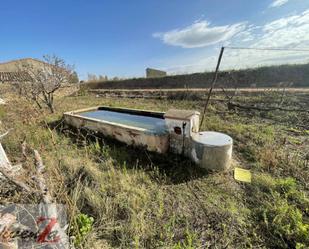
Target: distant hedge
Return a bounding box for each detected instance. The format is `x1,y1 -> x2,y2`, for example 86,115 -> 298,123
83,63 -> 309,90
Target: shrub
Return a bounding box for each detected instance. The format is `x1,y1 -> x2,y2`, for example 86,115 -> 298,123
73,213 -> 94,247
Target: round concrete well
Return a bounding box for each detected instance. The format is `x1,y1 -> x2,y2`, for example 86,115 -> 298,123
190,131 -> 233,171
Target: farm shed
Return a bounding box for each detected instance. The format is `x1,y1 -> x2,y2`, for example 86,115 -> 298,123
0,71 -> 32,83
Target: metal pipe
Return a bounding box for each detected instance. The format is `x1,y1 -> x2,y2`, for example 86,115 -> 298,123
182,122 -> 187,155
200,46 -> 225,127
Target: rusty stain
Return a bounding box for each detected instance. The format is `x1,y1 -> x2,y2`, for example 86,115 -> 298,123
128,130 -> 139,137
113,131 -> 122,137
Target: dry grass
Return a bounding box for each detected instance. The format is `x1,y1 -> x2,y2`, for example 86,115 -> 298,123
0,85 -> 308,248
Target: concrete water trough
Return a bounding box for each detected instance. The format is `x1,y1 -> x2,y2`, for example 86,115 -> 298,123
63,106 -> 233,171
63,106 -> 169,153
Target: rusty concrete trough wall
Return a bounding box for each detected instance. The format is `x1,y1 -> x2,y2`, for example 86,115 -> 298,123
63,106 -> 169,153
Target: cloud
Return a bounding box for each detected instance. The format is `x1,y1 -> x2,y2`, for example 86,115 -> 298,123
153,21 -> 247,48
256,10 -> 309,48
269,0 -> 289,8
155,9 -> 309,74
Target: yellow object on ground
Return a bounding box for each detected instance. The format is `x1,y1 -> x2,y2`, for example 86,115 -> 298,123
234,167 -> 252,183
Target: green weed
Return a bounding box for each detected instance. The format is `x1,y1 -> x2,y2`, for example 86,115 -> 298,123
73,213 -> 95,247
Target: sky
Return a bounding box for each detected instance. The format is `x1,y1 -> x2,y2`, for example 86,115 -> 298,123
1,0 -> 309,79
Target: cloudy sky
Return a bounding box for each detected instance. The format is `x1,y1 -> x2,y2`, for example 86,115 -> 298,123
1,0 -> 309,78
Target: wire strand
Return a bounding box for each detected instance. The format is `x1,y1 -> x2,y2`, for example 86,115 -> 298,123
225,46 -> 309,52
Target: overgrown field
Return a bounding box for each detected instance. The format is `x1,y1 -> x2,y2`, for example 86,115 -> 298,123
0,86 -> 308,248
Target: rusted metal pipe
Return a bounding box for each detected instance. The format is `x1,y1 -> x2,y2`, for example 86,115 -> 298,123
200,46 -> 225,126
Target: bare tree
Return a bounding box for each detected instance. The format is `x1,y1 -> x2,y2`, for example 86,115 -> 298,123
87,73 -> 97,82
98,75 -> 108,81
15,55 -> 73,113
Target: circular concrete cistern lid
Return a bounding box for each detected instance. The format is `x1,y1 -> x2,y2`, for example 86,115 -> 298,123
191,131 -> 233,147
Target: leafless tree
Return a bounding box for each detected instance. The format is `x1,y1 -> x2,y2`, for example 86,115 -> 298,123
15,55 -> 73,113
87,73 -> 97,82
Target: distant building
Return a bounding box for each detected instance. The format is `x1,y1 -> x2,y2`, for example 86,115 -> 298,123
0,71 -> 32,83
0,58 -> 78,83
146,68 -> 167,78
0,58 -> 45,83
0,58 -> 47,72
